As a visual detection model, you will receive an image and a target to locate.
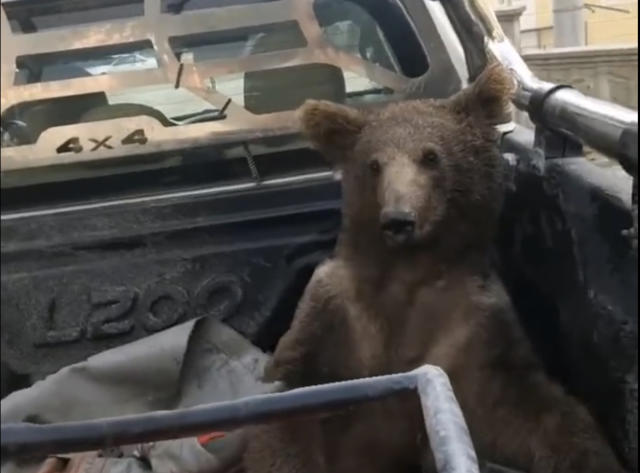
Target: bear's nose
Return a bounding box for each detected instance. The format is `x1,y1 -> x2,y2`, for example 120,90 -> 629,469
380,210 -> 416,240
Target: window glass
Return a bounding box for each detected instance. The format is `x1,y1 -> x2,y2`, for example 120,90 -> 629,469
314,0 -> 402,74
14,41 -> 158,85
314,0 -> 428,78
169,21 -> 307,63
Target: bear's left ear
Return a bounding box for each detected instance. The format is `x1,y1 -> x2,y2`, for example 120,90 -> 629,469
448,63 -> 515,125
297,100 -> 366,162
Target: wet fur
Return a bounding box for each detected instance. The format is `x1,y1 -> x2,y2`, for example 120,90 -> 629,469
243,64 -> 626,473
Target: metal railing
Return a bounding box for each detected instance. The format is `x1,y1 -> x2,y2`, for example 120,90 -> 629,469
486,21 -> 638,178
1,365 -> 480,473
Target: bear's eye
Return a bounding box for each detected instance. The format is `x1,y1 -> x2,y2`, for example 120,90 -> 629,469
421,150 -> 439,167
368,159 -> 381,175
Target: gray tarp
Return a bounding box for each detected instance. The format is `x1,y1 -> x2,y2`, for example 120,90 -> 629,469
1,317 -> 276,473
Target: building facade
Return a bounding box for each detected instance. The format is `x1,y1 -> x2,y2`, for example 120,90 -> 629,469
491,0 -> 638,51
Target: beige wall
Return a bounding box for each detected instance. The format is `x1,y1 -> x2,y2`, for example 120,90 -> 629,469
535,0 -> 554,29
523,45 -> 638,110
585,1 -> 638,46
493,0 -> 638,49
521,26 -> 554,50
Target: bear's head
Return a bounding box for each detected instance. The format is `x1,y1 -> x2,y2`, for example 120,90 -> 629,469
298,64 -> 514,255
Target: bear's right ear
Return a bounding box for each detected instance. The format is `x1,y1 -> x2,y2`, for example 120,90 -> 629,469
297,100 -> 365,161
448,63 -> 515,125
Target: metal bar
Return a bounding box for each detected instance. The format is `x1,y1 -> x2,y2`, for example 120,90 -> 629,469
539,87 -> 637,175
583,3 -> 630,14
416,367 -> 480,473
7,2 -> 294,56
452,1 -> 637,174
488,39 -> 638,177
1,374 -> 415,456
1,365 -> 479,473
0,171 -> 336,221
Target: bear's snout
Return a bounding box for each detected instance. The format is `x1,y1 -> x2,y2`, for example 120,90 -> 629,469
380,209 -> 416,246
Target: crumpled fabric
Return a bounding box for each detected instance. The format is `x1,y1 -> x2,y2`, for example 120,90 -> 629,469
1,317 -> 276,473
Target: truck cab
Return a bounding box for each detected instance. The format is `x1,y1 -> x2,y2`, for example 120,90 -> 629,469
1,0 -> 636,470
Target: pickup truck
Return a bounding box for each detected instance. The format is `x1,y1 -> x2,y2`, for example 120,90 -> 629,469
1,0 -> 637,471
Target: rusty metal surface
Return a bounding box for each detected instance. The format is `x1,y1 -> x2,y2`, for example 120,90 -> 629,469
0,0 -> 418,171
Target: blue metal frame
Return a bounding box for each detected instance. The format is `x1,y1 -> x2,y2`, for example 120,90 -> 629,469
1,365 -> 480,473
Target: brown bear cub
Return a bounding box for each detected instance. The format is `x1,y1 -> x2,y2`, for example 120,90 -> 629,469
243,64 -> 626,473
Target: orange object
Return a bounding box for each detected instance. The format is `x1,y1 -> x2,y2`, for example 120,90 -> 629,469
197,431 -> 226,446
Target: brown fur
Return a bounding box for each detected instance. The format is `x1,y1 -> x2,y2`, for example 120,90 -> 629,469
243,64 -> 626,473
